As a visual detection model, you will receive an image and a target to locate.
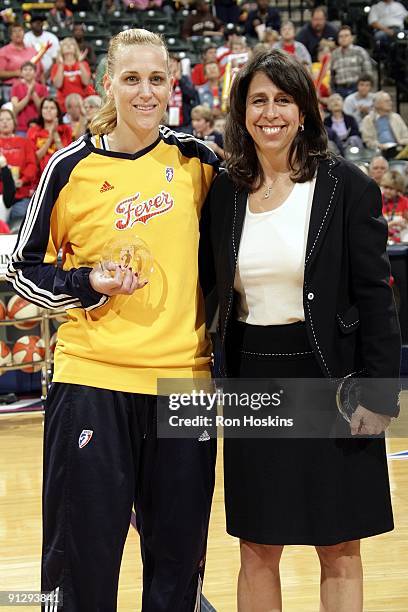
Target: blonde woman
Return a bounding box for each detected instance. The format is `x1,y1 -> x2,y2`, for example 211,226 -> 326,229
7,29 -> 218,611
50,36 -> 94,112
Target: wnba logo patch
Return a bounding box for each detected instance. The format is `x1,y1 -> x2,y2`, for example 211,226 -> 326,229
165,167 -> 174,182
78,429 -> 93,448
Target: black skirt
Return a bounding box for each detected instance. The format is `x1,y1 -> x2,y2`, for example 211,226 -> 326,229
224,320 -> 394,546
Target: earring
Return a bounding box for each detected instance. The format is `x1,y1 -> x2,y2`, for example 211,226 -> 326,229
299,124 -> 305,132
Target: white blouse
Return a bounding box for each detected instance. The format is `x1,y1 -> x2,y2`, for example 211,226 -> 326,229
234,179 -> 316,325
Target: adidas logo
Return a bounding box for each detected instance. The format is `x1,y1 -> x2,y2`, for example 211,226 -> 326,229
100,181 -> 114,193
198,430 -> 210,442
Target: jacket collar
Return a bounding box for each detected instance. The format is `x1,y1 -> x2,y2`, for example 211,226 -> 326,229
230,156 -> 342,272
305,156 -> 341,270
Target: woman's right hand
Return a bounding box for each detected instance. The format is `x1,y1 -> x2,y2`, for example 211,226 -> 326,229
89,263 -> 148,296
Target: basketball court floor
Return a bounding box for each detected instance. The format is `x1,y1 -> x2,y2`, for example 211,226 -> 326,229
1,411 -> 407,611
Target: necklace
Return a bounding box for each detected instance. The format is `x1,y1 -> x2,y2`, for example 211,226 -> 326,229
263,185 -> 272,199
263,182 -> 274,199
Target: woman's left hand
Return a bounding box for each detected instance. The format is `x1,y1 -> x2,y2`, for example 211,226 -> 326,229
350,405 -> 391,436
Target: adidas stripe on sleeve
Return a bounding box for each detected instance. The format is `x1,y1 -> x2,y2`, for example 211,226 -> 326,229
6,140 -> 108,311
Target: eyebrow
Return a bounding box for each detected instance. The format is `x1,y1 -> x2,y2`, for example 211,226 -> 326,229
248,90 -> 291,100
121,70 -> 167,76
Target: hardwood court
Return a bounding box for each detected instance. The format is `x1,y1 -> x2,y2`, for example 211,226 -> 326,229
1,412 -> 407,611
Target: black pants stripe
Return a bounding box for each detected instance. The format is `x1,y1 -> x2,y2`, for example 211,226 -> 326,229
41,383 -> 216,611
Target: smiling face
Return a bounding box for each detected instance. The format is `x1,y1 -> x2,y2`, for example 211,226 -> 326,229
245,71 -> 303,159
104,44 -> 172,138
41,100 -> 59,123
0,111 -> 15,136
61,39 -> 78,59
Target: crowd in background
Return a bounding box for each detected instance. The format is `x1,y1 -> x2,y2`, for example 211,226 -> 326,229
0,0 -> 407,237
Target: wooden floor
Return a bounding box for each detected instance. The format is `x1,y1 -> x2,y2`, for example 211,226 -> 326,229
1,412 -> 408,611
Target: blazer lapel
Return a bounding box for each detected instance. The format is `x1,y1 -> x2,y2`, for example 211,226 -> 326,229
231,188 -> 248,269
305,157 -> 342,271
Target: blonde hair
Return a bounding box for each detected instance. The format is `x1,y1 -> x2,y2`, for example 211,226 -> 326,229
191,105 -> 214,126
60,37 -> 81,61
381,170 -> 406,194
90,28 -> 169,136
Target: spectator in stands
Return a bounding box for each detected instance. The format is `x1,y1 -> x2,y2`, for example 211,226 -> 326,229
319,104 -> 344,155
381,169 -> 408,242
24,14 -> 60,77
216,26 -> 240,66
0,108 -> 38,231
361,91 -> 408,158
27,97 -> 72,173
191,105 -> 225,159
11,61 -> 48,136
63,92 -> 87,139
182,0 -> 224,39
244,0 -> 281,41
368,0 -> 408,49
0,153 -> 15,213
261,28 -> 280,48
0,23 -> 43,103
330,26 -> 373,98
214,114 -> 226,134
83,94 -> 102,131
51,37 -> 94,113
324,93 -> 363,150
123,0 -> 163,10
296,6 -> 338,62
311,43 -> 332,106
369,155 -> 389,185
167,55 -> 199,132
343,74 -> 376,126
219,35 -> 250,72
273,21 -> 312,66
197,61 -> 222,113
73,23 -> 97,73
101,0 -> 121,17
47,0 -> 74,32
192,45 -> 218,86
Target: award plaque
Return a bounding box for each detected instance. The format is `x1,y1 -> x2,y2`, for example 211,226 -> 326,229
101,237 -> 153,284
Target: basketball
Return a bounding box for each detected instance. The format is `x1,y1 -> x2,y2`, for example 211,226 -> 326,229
12,335 -> 45,373
0,340 -> 12,372
0,298 -> 6,321
7,296 -> 42,330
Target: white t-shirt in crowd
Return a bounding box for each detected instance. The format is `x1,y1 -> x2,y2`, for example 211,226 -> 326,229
368,0 -> 408,28
23,30 -> 60,73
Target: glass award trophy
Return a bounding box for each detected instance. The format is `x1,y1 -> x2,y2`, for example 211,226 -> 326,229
101,237 -> 153,284
336,377 -> 361,423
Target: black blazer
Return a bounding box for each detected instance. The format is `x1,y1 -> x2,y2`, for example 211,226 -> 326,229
200,157 -> 401,416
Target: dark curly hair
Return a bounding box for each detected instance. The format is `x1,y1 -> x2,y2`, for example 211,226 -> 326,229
225,49 -> 329,191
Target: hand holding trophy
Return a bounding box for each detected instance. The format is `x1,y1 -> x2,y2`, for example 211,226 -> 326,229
337,377 -> 391,436
90,236 -> 153,296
